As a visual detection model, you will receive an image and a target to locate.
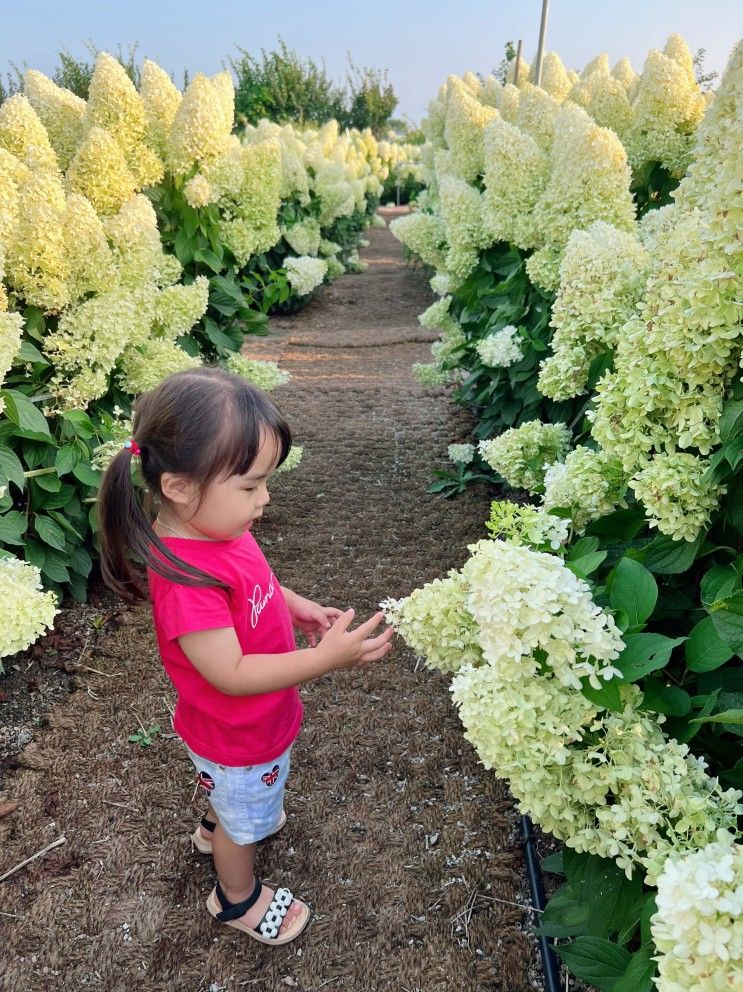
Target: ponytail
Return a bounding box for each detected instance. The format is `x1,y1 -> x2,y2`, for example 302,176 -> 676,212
97,446 -> 230,603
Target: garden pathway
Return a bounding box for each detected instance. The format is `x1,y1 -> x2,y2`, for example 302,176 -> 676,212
0,209 -> 541,992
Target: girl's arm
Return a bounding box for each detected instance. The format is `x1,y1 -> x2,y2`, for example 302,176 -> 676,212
178,609 -> 392,696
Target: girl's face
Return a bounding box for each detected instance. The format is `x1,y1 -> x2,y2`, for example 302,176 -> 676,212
165,429 -> 281,541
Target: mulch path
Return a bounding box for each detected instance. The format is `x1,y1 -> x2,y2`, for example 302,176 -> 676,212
0,209 -> 544,992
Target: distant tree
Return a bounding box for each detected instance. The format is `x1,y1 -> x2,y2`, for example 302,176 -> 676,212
52,42 -> 141,98
493,40 -> 517,84
229,38 -> 346,127
344,59 -> 398,134
693,47 -> 718,92
0,67 -> 22,105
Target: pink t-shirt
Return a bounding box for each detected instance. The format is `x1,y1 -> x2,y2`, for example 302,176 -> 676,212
147,531 -> 303,766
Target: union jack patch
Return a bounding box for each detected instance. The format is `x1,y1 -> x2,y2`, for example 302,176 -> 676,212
261,764 -> 280,787
197,770 -> 215,793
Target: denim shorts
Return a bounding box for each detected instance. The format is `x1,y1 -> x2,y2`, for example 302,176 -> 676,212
186,744 -> 292,845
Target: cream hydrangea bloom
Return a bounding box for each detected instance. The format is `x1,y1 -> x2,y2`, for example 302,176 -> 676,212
283,217 -> 322,257
611,57 -> 637,91
443,77 -> 498,181
0,148 -> 29,248
448,443 -> 475,465
45,283 -> 157,409
0,93 -> 59,174
62,192 -> 117,302
285,256 -> 327,296
5,170 -> 68,310
23,69 -> 85,170
0,557 -> 59,662
66,126 -> 137,216
481,117 -> 548,248
167,73 -> 234,175
438,174 -> 488,280
462,538 -> 623,689
538,52 -> 572,102
389,211 -> 446,270
652,835 -> 743,991
418,296 -> 458,334
203,140 -> 282,265
527,104 -> 635,291
515,83 -> 561,152
273,444 -> 304,476
225,353 -> 291,392
183,173 -> 216,208
139,58 -> 182,156
568,70 -> 633,140
381,568 -> 483,674
486,500 -> 569,551
542,446 -> 628,533
630,452 -> 723,542
152,277 -> 209,339
412,362 -> 451,387
0,311 -> 24,412
85,52 -> 164,188
117,338 -> 201,394
476,325 -> 524,368
625,44 -> 706,177
538,221 -> 649,400
104,194 -> 174,288
479,420 -> 572,491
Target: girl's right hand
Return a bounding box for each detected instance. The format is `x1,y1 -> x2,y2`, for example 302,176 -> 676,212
317,609 -> 393,671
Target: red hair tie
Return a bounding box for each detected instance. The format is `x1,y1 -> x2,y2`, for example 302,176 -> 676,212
123,438 -> 141,457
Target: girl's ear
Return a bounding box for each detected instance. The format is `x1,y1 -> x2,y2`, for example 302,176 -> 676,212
160,472 -> 198,506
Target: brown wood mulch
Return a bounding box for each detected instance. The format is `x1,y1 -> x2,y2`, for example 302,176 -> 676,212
0,209 -> 545,992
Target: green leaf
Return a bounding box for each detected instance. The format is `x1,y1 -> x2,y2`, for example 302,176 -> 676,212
1,389 -> 52,442
639,678 -> 691,717
60,410 -> 94,439
610,559 -> 657,628
72,462 -> 102,488
643,532 -> 704,574
40,547 -> 70,584
690,707 -> 743,726
34,514 -> 66,551
586,509 -> 646,541
615,633 -> 685,682
69,544 -> 92,577
55,444 -> 80,477
581,676 -> 623,712
686,616 -> 735,672
541,851 -> 564,873
33,472 -> 61,493
701,564 -> 739,607
47,509 -> 83,542
613,946 -> 655,992
719,398 -> 743,443
568,536 -> 600,560
567,551 -> 607,579
554,937 -> 632,991
710,591 -> 743,654
0,510 -> 27,545
16,340 -> 49,365
0,445 -> 25,490
174,228 -> 194,264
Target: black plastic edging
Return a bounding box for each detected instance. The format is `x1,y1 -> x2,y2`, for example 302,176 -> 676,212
520,814 -> 563,992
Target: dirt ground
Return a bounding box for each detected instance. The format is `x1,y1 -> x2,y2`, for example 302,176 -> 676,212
0,210 -> 546,992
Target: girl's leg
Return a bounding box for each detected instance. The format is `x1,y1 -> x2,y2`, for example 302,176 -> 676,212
211,823 -> 303,933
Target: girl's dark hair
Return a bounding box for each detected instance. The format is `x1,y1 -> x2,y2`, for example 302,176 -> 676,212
97,366 -> 291,603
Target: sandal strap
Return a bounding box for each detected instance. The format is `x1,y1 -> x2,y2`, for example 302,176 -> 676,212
214,877 -> 263,923
200,815 -> 217,833
255,888 -> 294,940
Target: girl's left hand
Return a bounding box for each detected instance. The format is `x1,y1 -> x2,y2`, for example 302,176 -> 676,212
285,592 -> 344,647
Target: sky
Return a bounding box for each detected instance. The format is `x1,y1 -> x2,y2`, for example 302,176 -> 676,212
1,0 -> 741,124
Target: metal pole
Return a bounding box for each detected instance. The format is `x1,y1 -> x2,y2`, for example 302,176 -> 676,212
533,0 -> 550,87
513,39 -> 524,86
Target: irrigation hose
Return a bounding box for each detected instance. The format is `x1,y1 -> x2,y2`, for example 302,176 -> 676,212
520,815 -> 563,992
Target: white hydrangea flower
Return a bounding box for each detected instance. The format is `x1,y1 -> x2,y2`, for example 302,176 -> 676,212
225,353 -> 290,392
284,255 -> 327,296
487,500 -> 569,551
412,362 -> 451,387
630,452 -> 723,542
273,444 -> 303,476
652,835 -> 743,991
475,325 -> 524,368
479,421 -> 572,491
542,446 -> 628,534
448,443 -> 475,465
0,557 -> 59,663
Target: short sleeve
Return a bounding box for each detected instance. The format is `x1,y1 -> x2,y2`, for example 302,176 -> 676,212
155,582 -> 234,641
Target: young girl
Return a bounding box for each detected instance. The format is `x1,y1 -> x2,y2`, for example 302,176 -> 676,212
97,366 -> 393,945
